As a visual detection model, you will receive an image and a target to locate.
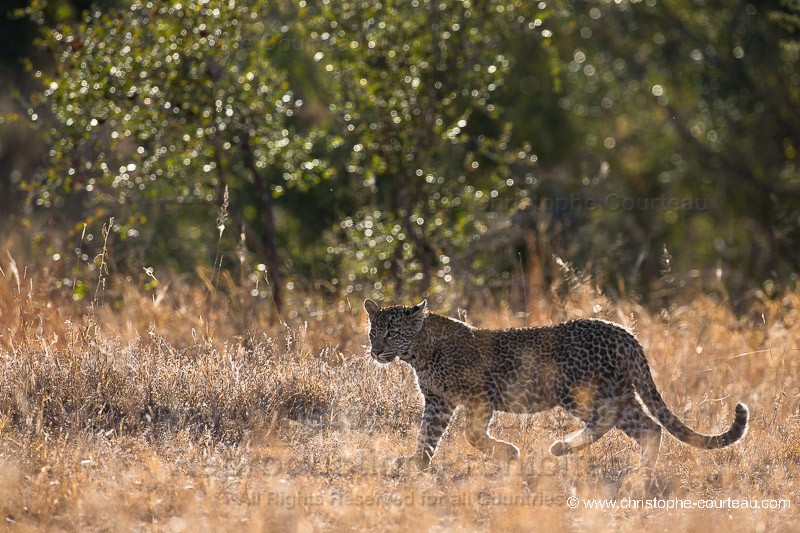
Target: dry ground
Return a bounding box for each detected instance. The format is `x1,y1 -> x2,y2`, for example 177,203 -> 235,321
0,255 -> 798,531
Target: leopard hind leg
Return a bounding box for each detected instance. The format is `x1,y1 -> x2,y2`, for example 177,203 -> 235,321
549,399 -> 616,456
617,400 -> 662,471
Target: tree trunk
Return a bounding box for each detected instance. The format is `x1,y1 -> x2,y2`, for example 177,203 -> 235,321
242,137 -> 283,315
255,183 -> 283,313
214,138 -> 284,319
395,179 -> 438,295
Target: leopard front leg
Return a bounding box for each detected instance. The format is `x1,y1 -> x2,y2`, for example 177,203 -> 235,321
463,402 -> 520,462
397,391 -> 454,470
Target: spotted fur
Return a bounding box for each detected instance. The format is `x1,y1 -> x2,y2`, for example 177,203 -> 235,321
364,298 -> 749,470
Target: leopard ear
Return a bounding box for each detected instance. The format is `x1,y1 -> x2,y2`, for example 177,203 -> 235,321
364,298 -> 380,318
409,299 -> 427,332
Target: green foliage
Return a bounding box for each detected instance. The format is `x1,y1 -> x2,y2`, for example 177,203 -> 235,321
13,0 -> 800,307
24,0 -> 334,297
30,0 -> 330,201
549,0 -> 800,295
306,1 -> 551,296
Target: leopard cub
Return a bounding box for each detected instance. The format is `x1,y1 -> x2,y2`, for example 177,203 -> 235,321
365,299 -> 748,470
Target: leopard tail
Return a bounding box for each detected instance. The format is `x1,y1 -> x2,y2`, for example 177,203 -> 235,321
630,344 -> 749,449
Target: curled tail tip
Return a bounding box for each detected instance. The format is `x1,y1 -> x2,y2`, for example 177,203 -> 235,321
735,402 -> 749,422
733,402 -> 749,442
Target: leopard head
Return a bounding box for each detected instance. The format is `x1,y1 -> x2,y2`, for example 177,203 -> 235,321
364,299 -> 427,364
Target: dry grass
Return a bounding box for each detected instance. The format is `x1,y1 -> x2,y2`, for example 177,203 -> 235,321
1,249 -> 799,532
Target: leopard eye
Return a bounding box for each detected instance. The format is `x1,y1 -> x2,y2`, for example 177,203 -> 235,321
385,329 -> 396,339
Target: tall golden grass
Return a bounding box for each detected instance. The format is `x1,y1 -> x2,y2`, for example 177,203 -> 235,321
0,245 -> 798,531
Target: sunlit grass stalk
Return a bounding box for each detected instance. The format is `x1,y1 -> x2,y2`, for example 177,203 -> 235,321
206,185 -> 230,339
91,217 -> 114,311
661,244 -> 673,331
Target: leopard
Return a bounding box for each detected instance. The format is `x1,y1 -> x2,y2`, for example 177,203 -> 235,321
364,298 -> 749,471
